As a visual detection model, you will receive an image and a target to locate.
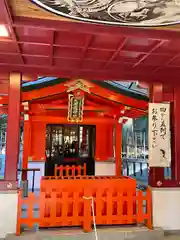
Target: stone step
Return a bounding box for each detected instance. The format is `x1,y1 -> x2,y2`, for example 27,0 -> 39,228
6,226 -> 164,240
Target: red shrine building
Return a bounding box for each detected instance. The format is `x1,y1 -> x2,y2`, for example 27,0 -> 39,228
1,0 -> 180,238
21,78 -> 148,176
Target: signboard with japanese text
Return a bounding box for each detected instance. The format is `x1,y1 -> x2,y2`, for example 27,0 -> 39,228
67,94 -> 84,122
149,103 -> 171,167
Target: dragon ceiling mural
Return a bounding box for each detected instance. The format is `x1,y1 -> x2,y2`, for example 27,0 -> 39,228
32,0 -> 180,26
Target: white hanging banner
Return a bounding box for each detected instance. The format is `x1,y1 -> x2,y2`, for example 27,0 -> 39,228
148,103 -> 171,167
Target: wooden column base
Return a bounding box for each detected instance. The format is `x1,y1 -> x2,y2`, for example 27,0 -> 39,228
0,181 -> 17,191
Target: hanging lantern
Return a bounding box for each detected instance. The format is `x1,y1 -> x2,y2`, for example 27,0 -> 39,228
67,90 -> 84,123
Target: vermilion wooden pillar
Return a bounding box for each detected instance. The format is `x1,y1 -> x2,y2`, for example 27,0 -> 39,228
4,73 -> 21,190
115,122 -> 122,176
96,123 -> 107,160
107,124 -> 114,159
173,88 -> 180,183
22,115 -> 32,180
148,83 -> 164,186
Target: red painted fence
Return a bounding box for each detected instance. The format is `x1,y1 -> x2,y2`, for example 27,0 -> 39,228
54,163 -> 86,177
16,176 -> 152,235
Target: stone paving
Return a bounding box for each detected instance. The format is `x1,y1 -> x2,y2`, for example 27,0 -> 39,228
4,227 -> 166,240
164,232 -> 180,240
4,227 -> 180,240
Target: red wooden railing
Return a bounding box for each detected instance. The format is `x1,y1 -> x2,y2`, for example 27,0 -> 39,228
16,177 -> 152,235
54,163 -> 86,177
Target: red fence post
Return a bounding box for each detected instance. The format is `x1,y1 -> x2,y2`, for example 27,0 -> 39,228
137,190 -> 143,224
39,192 -> 46,228
72,165 -> 75,177
83,190 -> 92,232
127,190 -> 134,224
146,187 -> 152,229
54,164 -> 87,177
84,163 -> 86,176
77,166 -> 81,176
66,165 -> 69,177
60,166 -> 63,177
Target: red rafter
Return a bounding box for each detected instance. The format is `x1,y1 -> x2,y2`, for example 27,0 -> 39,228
80,35 -> 94,69
103,37 -> 128,68
82,35 -> 94,57
85,99 -> 107,108
153,53 -> 180,73
88,94 -> 122,109
133,40 -> 166,67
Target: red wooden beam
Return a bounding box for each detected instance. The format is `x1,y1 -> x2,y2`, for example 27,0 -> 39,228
0,64 -> 177,83
50,99 -> 68,104
32,115 -> 115,124
104,107 -> 124,118
43,103 -> 112,111
13,16 -> 180,41
31,109 -> 114,119
85,99 -> 105,107
50,31 -> 55,66
87,94 -> 126,110
29,96 -> 68,104
30,104 -> 142,119
86,100 -> 129,116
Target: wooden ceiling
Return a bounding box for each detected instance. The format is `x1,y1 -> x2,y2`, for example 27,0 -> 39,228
1,0 -> 180,95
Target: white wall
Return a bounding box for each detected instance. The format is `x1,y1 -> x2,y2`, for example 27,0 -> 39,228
0,191 -> 18,238
152,188 -> 180,230
95,161 -> 115,176
27,161 -> 45,190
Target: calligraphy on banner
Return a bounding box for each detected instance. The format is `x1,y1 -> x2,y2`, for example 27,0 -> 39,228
67,91 -> 84,123
149,103 -> 171,167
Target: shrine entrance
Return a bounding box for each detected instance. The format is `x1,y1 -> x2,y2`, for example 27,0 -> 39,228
45,124 -> 96,176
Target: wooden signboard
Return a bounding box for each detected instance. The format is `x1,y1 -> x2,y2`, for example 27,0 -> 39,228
67,94 -> 84,122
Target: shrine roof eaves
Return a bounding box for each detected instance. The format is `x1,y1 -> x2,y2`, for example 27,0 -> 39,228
94,80 -> 148,101
22,77 -> 148,102
22,77 -> 68,91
